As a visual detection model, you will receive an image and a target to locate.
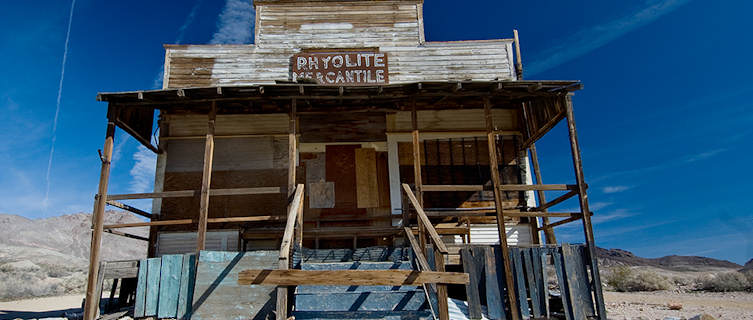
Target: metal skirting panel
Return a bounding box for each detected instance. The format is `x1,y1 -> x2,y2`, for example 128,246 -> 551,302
155,230 -> 239,256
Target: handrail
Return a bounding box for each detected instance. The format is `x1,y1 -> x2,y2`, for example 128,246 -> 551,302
401,183 -> 448,254
404,227 -> 438,320
279,184 -> 305,260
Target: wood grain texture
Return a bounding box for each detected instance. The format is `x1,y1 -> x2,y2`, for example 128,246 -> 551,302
355,148 -> 379,208
238,269 -> 469,285
157,254 -> 182,318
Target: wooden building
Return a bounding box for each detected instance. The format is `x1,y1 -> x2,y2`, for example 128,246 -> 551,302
84,1 -> 607,319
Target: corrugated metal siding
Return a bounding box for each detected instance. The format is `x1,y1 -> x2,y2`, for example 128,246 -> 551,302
156,230 -> 239,256
453,223 -> 532,246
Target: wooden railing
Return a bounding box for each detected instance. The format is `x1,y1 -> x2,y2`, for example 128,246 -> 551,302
401,183 -> 450,320
277,183 -> 304,320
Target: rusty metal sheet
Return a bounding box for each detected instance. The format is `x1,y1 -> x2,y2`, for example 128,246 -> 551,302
291,52 -> 389,85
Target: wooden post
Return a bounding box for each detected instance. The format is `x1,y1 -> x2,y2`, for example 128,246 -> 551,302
83,121 -> 116,320
564,95 -> 607,319
513,29 -> 523,80
411,102 -> 426,252
484,99 -> 520,320
290,99 -> 301,248
434,249 -> 450,320
196,104 -> 216,252
530,143 -> 557,244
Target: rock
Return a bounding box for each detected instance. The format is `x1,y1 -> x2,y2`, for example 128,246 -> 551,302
663,317 -> 682,320
689,314 -> 716,320
668,303 -> 683,310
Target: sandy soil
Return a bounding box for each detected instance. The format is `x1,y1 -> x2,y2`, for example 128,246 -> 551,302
0,294 -> 82,320
604,290 -> 753,320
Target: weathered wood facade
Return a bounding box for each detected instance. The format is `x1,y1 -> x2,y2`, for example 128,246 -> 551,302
84,1 -> 606,319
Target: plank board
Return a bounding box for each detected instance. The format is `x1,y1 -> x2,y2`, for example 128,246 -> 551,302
483,246 -> 506,320
552,248 -> 573,320
562,244 -> 586,320
158,254 -> 183,318
192,251 -> 279,320
308,181 -> 335,208
532,248 -> 549,317
133,260 -> 147,318
460,248 -> 482,319
238,269 -> 469,285
523,249 -> 541,318
510,248 -> 530,319
177,254 -> 196,320
144,258 -> 162,317
355,148 -> 379,208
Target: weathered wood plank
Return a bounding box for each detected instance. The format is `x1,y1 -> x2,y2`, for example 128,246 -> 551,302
133,260 -> 147,318
552,248 -> 573,320
460,248 -> 482,319
355,148 -> 379,208
238,269 -> 469,285
483,246 -> 505,319
523,249 -> 542,318
158,255 -> 183,318
177,254 -> 195,320
144,258 -> 161,317
562,244 -> 586,320
106,187 -> 281,200
510,248 -> 530,319
532,247 -> 549,317
401,183 -> 448,253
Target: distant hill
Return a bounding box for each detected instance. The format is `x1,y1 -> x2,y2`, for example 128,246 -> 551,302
0,211 -> 147,301
596,247 -> 743,272
742,259 -> 753,272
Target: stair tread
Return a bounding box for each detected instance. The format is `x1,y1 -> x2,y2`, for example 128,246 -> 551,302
294,291 -> 428,312
292,310 -> 433,320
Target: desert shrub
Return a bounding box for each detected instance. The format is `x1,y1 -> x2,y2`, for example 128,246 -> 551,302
698,272 -> 750,292
603,266 -> 673,292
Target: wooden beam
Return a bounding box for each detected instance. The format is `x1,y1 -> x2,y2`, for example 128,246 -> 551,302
401,184 -> 448,254
103,216 -> 280,229
537,215 -> 582,230
501,211 -> 576,218
535,189 -> 578,212
484,98 -> 519,320
106,187 -> 281,200
421,185 -> 484,192
279,184 -> 305,260
196,105 -> 216,252
105,200 -> 152,219
498,184 -> 577,191
104,229 -> 149,241
434,249 -> 450,320
411,101 -> 426,253
564,96 -> 607,319
404,228 -> 431,271
238,269 -> 469,286
528,142 -> 556,244
513,29 -> 523,79
83,122 -> 116,320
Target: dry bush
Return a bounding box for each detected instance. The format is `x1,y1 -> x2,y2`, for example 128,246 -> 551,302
603,266 -> 673,292
697,271 -> 750,292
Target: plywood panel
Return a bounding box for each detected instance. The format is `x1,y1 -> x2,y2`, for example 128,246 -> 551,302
355,148 -> 378,208
191,251 -> 278,320
309,181 -> 335,208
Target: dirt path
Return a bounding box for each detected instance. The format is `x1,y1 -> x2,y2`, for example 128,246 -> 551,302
0,294 -> 83,320
604,290 -> 753,319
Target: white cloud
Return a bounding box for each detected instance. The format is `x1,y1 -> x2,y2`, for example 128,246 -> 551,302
527,0 -> 690,76
129,146 -> 157,193
602,185 -> 631,194
592,208 -> 634,224
210,0 -> 255,44
684,148 -> 726,163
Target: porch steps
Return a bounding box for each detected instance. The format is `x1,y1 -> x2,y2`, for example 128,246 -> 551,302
292,261 -> 433,320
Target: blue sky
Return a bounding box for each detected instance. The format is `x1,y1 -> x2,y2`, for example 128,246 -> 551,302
0,0 -> 751,264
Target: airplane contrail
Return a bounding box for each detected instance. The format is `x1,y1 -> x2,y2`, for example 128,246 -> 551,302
44,0 -> 77,209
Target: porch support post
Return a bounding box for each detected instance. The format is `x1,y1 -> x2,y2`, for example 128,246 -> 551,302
484,98 -> 520,320
196,103 -> 216,252
83,121 -> 116,320
289,99 -> 301,248
529,142 -> 557,244
564,95 -> 606,319
411,101 -> 426,252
